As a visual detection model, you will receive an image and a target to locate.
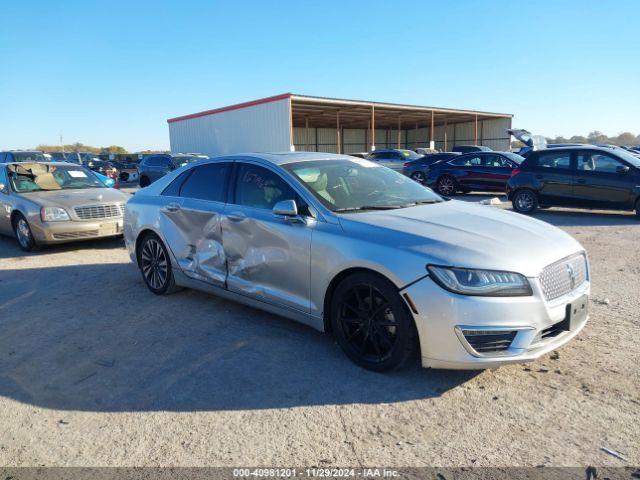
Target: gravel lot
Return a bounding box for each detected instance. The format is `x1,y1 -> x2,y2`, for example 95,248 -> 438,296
0,196 -> 638,467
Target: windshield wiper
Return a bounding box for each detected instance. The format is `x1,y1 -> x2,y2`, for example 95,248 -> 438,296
334,205 -> 403,212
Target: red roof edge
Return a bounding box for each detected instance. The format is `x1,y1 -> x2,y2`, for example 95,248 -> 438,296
167,93 -> 292,123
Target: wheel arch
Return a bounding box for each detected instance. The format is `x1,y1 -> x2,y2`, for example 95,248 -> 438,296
134,228 -> 160,267
322,266 -> 401,333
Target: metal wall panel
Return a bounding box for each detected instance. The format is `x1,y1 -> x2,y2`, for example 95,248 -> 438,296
168,98 -> 291,156
481,118 -> 511,151
316,128 -> 337,153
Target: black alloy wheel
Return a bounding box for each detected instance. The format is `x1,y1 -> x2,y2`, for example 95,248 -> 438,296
512,189 -> 538,214
138,234 -> 178,295
331,272 -> 418,371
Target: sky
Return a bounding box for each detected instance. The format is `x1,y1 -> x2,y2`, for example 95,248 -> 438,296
1,0 -> 638,152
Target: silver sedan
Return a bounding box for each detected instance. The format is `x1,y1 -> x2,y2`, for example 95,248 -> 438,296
124,153 -> 590,371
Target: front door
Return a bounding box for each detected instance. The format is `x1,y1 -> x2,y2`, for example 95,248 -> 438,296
159,162 -> 231,287
573,151 -> 636,208
0,167 -> 12,235
222,162 -> 313,313
479,154 -> 514,191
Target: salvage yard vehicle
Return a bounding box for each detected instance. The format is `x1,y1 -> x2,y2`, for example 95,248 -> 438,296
451,145 -> 492,153
0,162 -> 129,251
402,152 -> 461,184
426,151 -> 524,195
125,152 -> 590,371
366,149 -> 423,171
0,150 -> 48,163
137,154 -> 208,187
507,145 -> 640,216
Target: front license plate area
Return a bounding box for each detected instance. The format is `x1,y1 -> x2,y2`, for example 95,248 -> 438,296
566,294 -> 588,330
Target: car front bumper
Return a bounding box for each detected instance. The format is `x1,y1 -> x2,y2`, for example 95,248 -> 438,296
402,275 -> 590,370
30,217 -> 124,244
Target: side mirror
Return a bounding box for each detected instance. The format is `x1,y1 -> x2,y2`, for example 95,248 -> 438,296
616,165 -> 630,174
273,199 -> 299,219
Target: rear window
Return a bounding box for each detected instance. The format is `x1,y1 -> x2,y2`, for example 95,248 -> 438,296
528,151 -> 572,170
179,163 -> 229,202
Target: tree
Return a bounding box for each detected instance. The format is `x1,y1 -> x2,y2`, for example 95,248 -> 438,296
587,131 -> 608,145
100,145 -> 128,154
614,132 -> 636,146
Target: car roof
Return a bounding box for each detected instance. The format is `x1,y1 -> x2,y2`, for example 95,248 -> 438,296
210,152 -> 358,166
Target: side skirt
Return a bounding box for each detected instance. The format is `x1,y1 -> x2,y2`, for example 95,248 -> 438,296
173,269 -> 325,332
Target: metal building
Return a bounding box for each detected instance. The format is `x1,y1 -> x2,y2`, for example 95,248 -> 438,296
168,93 -> 513,156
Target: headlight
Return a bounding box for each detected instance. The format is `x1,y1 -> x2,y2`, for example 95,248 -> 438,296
427,265 -> 532,296
40,207 -> 70,222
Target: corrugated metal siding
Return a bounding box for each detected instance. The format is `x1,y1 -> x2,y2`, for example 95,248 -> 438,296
168,98 -> 291,156
481,118 -> 511,150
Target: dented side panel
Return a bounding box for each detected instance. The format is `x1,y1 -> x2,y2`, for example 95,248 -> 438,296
161,197 -> 227,286
222,205 -> 313,313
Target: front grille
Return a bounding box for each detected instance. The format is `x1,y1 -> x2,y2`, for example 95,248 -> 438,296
539,254 -> 587,301
74,203 -> 124,220
462,329 -> 517,354
532,317 -> 570,345
53,230 -> 100,239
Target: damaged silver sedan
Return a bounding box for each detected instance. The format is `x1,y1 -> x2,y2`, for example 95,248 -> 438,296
124,153 -> 589,371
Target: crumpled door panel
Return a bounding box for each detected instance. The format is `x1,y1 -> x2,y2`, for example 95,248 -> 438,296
222,207 -> 312,313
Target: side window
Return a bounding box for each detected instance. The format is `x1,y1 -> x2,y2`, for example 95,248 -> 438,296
179,163 -> 229,202
159,157 -> 171,168
0,167 -> 8,191
235,164 -> 297,210
578,153 -> 624,173
6,153 -> 13,162
483,155 -> 508,167
161,170 -> 192,196
534,152 -> 572,170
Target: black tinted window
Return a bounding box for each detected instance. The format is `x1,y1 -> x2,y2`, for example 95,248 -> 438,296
161,170 -> 192,196
450,155 -> 482,166
235,164 -> 296,210
533,152 -> 572,170
179,163 -> 229,202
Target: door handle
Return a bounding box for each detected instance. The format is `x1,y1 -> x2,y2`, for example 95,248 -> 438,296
577,179 -> 586,184
164,202 -> 181,212
227,212 -> 247,222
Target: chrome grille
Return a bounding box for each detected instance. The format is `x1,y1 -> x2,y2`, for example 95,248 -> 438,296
539,254 -> 588,301
74,203 -> 124,220
53,230 -> 100,240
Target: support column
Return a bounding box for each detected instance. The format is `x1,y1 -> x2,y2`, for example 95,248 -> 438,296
430,110 -> 435,149
444,118 -> 448,151
288,96 -> 294,151
397,117 -> 401,148
336,110 -> 341,154
371,105 -> 376,151
474,114 -> 478,145
305,117 -> 309,152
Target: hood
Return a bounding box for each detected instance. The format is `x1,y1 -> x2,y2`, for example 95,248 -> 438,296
19,188 -> 130,209
337,200 -> 583,277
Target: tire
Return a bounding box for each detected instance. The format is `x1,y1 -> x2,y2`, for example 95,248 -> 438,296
436,175 -> 457,196
139,176 -> 150,188
137,233 -> 180,295
512,189 -> 538,214
330,272 -> 418,372
410,171 -> 426,184
12,213 -> 36,252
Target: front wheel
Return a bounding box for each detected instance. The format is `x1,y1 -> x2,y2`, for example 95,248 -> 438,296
139,176 -> 150,188
137,233 -> 179,295
512,189 -> 538,214
13,213 -> 36,252
331,272 -> 418,372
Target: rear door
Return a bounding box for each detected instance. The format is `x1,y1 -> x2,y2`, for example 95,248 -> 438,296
159,162 -> 231,286
450,154 -> 483,189
222,161 -> 313,313
529,150 -> 575,205
480,154 -> 515,191
573,151 -> 637,208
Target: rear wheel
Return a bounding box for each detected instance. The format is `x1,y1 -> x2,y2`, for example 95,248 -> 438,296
436,175 -> 457,196
139,176 -> 150,188
13,213 -> 36,252
512,189 -> 538,214
331,272 -> 418,372
410,171 -> 426,184
137,233 -> 179,295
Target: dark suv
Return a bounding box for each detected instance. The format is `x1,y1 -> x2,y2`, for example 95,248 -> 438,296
507,146 -> 640,216
138,154 -> 206,187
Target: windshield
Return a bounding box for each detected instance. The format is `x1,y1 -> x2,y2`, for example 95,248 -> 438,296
398,150 -> 422,160
283,159 -> 443,212
614,149 -> 640,168
13,152 -> 47,163
172,155 -> 205,167
503,152 -> 525,164
8,164 -> 105,192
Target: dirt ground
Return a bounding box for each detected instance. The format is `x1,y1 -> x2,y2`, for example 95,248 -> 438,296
0,196 -> 638,467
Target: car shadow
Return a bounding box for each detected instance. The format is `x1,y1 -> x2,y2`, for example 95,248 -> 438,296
0,235 -> 125,259
0,262 -> 477,412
